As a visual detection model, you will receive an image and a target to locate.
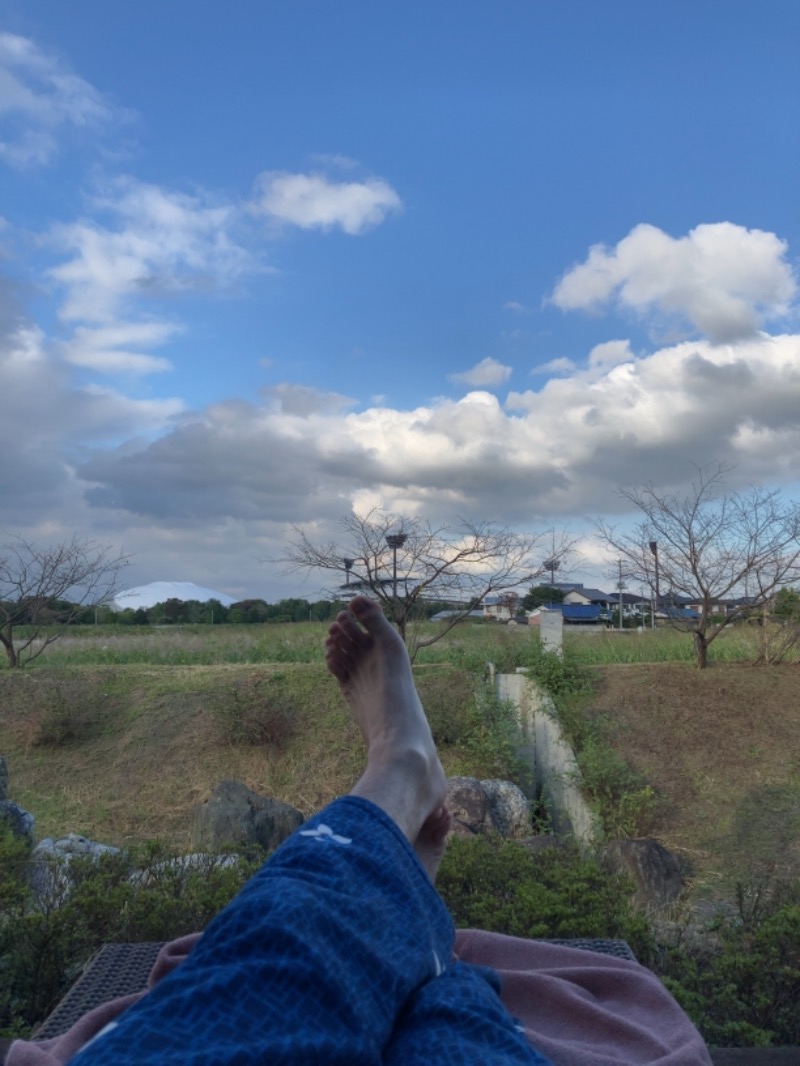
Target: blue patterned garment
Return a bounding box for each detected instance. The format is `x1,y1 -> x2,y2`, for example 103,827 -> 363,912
68,796 -> 550,1065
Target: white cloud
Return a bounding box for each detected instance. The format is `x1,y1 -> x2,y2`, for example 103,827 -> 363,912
251,171 -> 402,234
536,357 -> 576,375
449,357 -> 512,388
61,322 -> 178,375
588,340 -> 634,367
0,33 -> 124,167
48,177 -> 257,324
504,300 -> 531,314
551,222 -> 797,343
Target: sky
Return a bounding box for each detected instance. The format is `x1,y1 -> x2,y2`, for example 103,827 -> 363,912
1,1 -> 799,602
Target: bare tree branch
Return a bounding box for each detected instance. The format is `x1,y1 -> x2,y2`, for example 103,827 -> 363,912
595,464 -> 800,668
0,535 -> 130,667
282,511 -> 575,659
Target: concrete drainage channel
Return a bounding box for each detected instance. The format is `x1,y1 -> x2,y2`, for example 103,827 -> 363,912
495,668 -> 601,847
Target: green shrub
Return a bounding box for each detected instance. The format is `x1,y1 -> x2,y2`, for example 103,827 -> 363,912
658,887 -> 800,1047
0,833 -> 262,1037
437,834 -> 653,960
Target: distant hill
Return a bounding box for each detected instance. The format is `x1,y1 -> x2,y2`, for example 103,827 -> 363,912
112,581 -> 237,610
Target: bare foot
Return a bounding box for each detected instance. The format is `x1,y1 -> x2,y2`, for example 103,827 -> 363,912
414,805 -> 451,882
326,596 -> 447,845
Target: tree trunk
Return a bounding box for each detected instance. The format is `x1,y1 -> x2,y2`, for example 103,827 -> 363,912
693,629 -> 709,669
0,632 -> 18,668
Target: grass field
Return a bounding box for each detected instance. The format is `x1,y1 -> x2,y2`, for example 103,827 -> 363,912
2,618 -> 797,903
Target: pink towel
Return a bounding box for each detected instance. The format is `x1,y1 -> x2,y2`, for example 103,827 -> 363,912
7,931 -> 711,1065
454,930 -> 712,1065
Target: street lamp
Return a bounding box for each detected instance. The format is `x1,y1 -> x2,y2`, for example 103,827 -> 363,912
343,558 -> 355,586
542,557 -> 560,589
385,533 -> 408,606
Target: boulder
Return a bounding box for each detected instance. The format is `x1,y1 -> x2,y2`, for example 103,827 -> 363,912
445,776 -> 531,838
445,776 -> 494,836
193,781 -> 304,853
601,838 -> 685,910
31,833 -> 120,904
480,779 -> 531,838
0,799 -> 35,845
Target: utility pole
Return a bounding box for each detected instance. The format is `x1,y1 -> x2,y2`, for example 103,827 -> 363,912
617,560 -> 626,632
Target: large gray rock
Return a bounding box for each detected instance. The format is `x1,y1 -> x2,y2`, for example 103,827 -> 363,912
0,756 -> 8,800
0,799 -> 35,844
31,833 -> 120,905
193,781 -> 304,853
445,776 -> 531,838
480,779 -> 531,838
601,838 -> 685,911
446,776 -> 494,836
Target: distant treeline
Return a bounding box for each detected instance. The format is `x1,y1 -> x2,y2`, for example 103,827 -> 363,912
106,598 -> 342,625
7,595 -> 468,627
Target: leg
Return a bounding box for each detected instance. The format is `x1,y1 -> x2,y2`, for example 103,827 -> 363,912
68,598 -> 453,1065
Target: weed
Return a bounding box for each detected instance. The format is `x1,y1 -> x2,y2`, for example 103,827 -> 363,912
213,674 -> 297,748
33,683 -> 106,747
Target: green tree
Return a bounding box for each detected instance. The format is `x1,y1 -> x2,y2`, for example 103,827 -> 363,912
521,585 -> 565,612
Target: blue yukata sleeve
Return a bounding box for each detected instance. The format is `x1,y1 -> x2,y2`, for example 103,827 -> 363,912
66,797 -> 454,1065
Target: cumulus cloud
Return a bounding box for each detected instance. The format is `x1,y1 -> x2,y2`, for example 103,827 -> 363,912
551,222 -> 797,343
449,357 -> 512,388
69,328 -> 800,538
0,33 -> 125,167
251,171 -> 402,234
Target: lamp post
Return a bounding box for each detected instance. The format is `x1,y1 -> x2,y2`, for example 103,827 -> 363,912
343,558 -> 355,586
385,534 -> 408,607
648,541 -> 659,630
542,557 -> 560,590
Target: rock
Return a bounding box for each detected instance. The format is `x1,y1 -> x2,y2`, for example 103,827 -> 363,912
480,779 -> 531,838
445,777 -> 531,838
445,776 -> 494,836
601,838 -> 685,911
131,853 -> 240,887
0,799 -> 35,844
193,781 -> 304,853
0,756 -> 8,801
31,833 -> 120,905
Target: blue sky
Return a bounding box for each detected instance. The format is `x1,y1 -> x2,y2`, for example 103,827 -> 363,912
1,1 -> 799,601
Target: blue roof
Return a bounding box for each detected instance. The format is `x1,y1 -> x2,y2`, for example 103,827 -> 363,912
562,604 -> 602,622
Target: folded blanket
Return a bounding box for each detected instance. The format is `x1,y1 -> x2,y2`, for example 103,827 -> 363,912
6,931 -> 711,1065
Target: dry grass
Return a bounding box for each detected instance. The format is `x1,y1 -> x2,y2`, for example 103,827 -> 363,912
0,663 -> 484,849
591,662 -> 800,900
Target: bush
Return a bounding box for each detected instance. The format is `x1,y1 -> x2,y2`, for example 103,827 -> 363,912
657,883 -> 800,1047
437,834 -> 653,960
212,673 -> 297,748
0,832 -> 262,1037
33,681 -> 107,747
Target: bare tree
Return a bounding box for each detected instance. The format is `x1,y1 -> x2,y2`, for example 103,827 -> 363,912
0,535 -> 130,667
283,510 -> 573,659
596,464 -> 800,668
